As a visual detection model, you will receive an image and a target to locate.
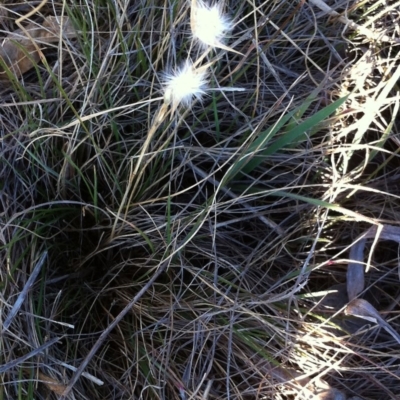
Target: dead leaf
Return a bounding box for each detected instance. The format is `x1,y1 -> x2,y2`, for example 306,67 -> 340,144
0,16 -> 75,79
345,298 -> 400,344
346,238 -> 366,301
38,371 -> 67,396
346,224 -> 400,300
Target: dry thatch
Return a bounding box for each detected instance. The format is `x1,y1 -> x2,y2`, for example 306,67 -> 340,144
1,0 -> 399,399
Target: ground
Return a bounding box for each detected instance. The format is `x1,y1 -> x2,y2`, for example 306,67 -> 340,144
0,0 -> 400,399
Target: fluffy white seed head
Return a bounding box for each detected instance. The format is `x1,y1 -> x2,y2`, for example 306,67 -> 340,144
191,0 -> 232,49
162,60 -> 209,108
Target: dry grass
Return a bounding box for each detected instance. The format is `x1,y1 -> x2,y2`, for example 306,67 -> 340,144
1,0 -> 400,399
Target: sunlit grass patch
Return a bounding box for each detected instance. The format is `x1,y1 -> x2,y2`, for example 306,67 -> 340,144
0,0 -> 399,399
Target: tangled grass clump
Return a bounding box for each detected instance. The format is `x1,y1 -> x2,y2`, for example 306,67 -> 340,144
1,0 -> 400,399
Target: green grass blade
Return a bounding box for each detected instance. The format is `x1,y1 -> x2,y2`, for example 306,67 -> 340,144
240,96 -> 348,175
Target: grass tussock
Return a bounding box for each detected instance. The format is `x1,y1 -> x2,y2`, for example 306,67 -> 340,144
1,0 -> 400,399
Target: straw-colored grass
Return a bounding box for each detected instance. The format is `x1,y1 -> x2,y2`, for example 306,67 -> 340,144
1,0 -> 399,399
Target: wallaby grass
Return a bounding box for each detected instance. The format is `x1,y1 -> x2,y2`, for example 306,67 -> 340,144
0,0 -> 400,399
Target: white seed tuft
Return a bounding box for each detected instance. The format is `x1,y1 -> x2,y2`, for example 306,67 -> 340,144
162,60 -> 209,108
190,0 -> 233,50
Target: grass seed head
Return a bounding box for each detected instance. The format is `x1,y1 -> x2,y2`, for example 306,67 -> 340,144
190,0 -> 233,49
162,60 -> 209,108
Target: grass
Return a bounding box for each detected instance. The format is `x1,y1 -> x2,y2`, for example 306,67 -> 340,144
1,0 -> 400,399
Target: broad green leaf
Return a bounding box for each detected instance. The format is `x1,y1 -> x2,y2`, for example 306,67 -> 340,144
221,95 -> 347,186
241,96 -> 348,175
